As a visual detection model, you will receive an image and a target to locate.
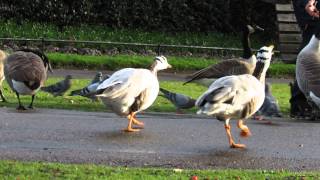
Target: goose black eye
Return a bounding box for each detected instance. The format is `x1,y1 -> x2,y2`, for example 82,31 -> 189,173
257,49 -> 268,53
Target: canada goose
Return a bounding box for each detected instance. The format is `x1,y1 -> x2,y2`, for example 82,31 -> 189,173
0,50 -> 7,102
196,45 -> 274,148
184,25 -> 263,85
41,75 -> 72,97
296,27 -> 320,119
96,56 -> 172,132
159,87 -> 196,114
4,49 -> 52,110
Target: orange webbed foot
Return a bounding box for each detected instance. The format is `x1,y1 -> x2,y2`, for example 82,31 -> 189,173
123,127 -> 141,132
132,119 -> 144,127
230,143 -> 246,148
240,128 -> 252,137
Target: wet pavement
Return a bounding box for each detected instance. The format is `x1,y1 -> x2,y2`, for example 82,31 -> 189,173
0,108 -> 319,170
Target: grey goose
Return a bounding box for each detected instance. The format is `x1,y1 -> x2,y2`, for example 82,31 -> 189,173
95,56 -> 172,132
196,45 -> 274,148
4,49 -> 52,110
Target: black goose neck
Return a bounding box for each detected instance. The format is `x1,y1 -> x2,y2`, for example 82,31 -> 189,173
252,61 -> 265,80
242,28 -> 252,59
315,19 -> 320,39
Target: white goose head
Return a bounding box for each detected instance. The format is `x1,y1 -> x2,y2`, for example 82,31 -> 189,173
151,56 -> 172,72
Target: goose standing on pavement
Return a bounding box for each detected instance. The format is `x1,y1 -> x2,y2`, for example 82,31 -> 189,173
184,25 -> 263,85
96,56 -> 172,132
0,50 -> 8,102
296,24 -> 320,119
4,49 -> 52,110
196,45 -> 274,148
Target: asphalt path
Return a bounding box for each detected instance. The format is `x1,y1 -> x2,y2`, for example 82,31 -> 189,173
0,107 -> 320,171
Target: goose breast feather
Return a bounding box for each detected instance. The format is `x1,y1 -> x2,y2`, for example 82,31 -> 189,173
196,74 -> 265,119
97,68 -> 159,115
296,52 -> 320,98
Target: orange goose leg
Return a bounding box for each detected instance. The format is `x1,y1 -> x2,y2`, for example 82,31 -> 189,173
131,112 -> 145,127
224,119 -> 246,148
237,119 -> 251,137
123,112 -> 144,132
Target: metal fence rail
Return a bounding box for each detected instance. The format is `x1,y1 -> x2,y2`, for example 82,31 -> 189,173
0,37 -> 280,54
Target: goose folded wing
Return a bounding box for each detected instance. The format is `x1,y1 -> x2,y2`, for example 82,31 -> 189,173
185,60 -> 253,84
5,52 -> 46,83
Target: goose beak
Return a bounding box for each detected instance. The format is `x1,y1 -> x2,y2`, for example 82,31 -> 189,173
269,45 -> 275,49
168,64 -> 172,68
254,25 -> 264,32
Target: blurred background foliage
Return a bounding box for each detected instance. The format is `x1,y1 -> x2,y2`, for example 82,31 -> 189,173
0,0 -> 276,39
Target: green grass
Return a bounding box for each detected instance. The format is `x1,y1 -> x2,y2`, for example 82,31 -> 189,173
47,53 -> 295,78
0,20 -> 267,48
0,78 -> 291,116
0,160 -> 318,179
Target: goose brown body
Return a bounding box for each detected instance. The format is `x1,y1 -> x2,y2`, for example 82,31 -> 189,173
4,50 -> 51,110
5,51 -> 47,94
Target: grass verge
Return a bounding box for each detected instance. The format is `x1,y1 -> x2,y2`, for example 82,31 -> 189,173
47,53 -> 295,78
0,160 -> 318,179
0,78 -> 290,116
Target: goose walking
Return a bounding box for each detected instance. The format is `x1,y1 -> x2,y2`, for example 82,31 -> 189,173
196,45 -> 274,148
4,49 -> 52,110
184,25 -> 263,85
0,50 -> 8,102
296,26 -> 320,119
96,56 -> 172,132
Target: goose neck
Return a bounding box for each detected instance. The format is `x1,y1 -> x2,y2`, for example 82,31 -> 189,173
149,63 -> 158,76
252,61 -> 269,84
242,30 -> 252,59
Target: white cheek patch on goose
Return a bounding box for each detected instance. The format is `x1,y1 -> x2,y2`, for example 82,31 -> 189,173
256,49 -> 270,62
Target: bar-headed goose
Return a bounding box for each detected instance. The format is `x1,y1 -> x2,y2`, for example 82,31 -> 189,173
184,25 -> 263,85
0,50 -> 7,102
4,49 -> 52,110
96,56 -> 172,132
296,24 -> 320,119
196,45 -> 274,148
